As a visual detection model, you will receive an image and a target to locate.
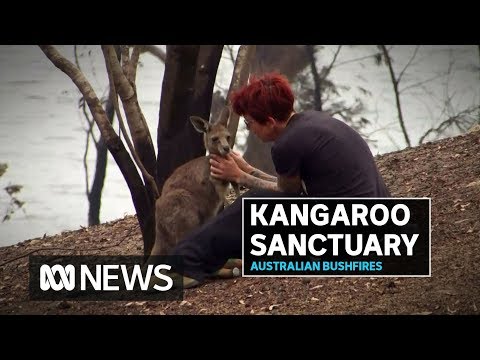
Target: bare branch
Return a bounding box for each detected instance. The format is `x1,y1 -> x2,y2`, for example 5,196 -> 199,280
121,45 -> 131,83
397,45 -> 420,84
418,105 -> 480,144
102,45 -> 159,199
307,45 -> 343,112
332,50 -> 378,68
39,46 -> 120,146
38,45 -> 153,239
74,46 -> 102,198
140,45 -> 166,63
418,50 -> 478,145
380,45 -> 411,148
129,46 -> 142,84
82,128 -> 91,198
323,45 -> 342,79
74,46 -> 92,197
81,106 -> 99,197
74,47 -> 99,146
122,45 -> 142,85
399,73 -> 444,94
225,45 -> 237,64
81,103 -> 98,145
100,46 -> 158,193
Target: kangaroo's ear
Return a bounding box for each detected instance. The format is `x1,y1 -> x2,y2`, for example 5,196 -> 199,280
190,116 -> 210,133
217,106 -> 231,127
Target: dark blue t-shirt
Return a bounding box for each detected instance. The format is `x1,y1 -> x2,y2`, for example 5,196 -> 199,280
271,110 -> 390,197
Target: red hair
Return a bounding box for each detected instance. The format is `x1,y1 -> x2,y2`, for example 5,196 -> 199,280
230,72 -> 294,124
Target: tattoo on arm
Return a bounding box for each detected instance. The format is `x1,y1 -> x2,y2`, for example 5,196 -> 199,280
249,169 -> 277,182
240,173 -> 279,191
240,172 -> 303,194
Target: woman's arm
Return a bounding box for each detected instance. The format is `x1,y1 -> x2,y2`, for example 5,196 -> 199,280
210,153 -> 302,194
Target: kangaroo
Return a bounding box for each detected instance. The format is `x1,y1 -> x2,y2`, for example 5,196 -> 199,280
148,110 -> 238,263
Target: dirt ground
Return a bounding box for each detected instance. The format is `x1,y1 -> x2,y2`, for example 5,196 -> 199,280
1,131 -> 479,315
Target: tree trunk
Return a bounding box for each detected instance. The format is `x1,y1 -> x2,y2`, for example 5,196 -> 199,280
190,46 -> 224,122
88,95 -> 114,226
305,45 -> 323,111
156,45 -> 223,192
244,45 -> 310,174
102,45 -> 159,202
226,46 -> 256,148
244,134 -> 277,176
39,45 -> 155,256
380,45 -> 411,148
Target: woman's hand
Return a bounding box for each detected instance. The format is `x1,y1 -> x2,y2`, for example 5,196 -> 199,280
229,151 -> 254,174
210,153 -> 244,182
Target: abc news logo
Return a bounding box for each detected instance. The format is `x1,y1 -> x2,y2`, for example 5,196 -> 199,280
39,263 -> 173,291
29,256 -> 184,301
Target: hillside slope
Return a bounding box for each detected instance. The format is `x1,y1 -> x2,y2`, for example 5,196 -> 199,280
1,132 -> 479,315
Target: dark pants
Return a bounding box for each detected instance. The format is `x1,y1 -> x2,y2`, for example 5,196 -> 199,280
170,188 -> 286,282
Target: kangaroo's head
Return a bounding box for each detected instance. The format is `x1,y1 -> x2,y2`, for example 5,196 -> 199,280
190,107 -> 232,157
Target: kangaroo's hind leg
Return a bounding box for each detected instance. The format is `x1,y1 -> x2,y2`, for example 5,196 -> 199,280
231,182 -> 241,198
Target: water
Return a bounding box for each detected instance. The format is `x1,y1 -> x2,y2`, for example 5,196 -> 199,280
0,45 -> 166,246
0,45 -> 478,247
317,45 -> 479,153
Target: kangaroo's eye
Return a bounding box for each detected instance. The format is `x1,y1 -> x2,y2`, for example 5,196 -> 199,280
211,137 -> 218,142
226,136 -> 231,141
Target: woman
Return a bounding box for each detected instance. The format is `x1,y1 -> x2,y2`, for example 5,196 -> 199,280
170,72 -> 390,288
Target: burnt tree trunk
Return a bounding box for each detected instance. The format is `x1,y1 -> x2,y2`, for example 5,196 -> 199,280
190,46 -> 225,124
305,45 -> 323,111
156,45 -> 223,192
88,95 -> 114,226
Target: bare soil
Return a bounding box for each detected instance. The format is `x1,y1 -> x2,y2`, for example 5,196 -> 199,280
1,132 -> 480,315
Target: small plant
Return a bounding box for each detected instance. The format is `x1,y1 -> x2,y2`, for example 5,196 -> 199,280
0,163 -> 25,222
